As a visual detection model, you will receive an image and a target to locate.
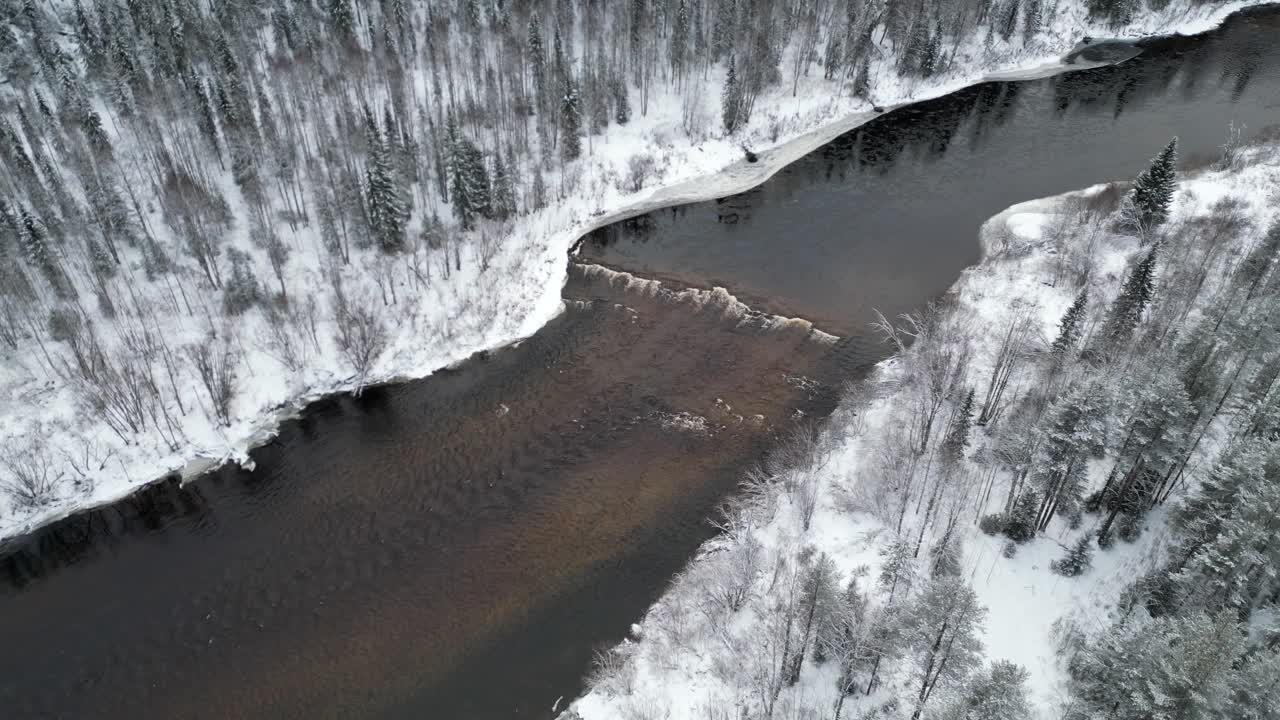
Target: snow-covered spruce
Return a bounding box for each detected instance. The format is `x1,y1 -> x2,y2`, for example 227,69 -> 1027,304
0,0 -> 1269,541
569,138 -> 1280,719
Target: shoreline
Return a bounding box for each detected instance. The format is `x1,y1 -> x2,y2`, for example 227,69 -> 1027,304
1,0 -> 1269,549
569,134 -> 1280,720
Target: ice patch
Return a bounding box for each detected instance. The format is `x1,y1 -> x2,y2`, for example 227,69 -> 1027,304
575,263 -> 841,343
651,411 -> 711,435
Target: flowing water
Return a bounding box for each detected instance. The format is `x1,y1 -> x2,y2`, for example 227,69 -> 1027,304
2,7 -> 1278,719
583,9 -> 1280,337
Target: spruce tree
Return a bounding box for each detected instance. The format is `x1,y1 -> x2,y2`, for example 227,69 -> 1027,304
71,0 -> 103,70
1129,138 -> 1178,229
271,8 -> 297,51
15,104 -> 43,156
1004,490 -> 1040,543
999,0 -> 1020,41
722,54 -> 743,133
20,207 -> 72,299
109,23 -> 141,92
215,79 -> 241,134
216,34 -> 252,132
467,144 -> 492,219
82,172 -> 133,253
528,17 -> 547,113
1174,441 -> 1270,560
929,532 -> 963,579
490,153 -> 516,221
56,59 -> 89,113
492,0 -> 509,35
629,0 -> 645,73
612,75 -> 631,124
80,105 -> 113,159
589,59 -> 609,135
504,145 -> 522,203
327,0 -> 356,42
1171,439 -> 1280,615
552,27 -> 566,83
905,576 -> 987,719
710,0 -> 734,60
445,113 -> 474,229
1023,0 -> 1043,42
1051,289 -> 1088,358
444,113 -> 491,230
1101,247 -> 1158,349
944,660 -> 1033,720
0,120 -> 39,187
1032,382 -> 1108,531
853,57 -> 871,100
464,0 -> 483,30
222,247 -> 261,315
192,76 -> 223,159
560,77 -> 582,161
257,87 -> 279,151
531,170 -> 548,211
942,388 -> 975,463
1233,221 -> 1280,301
823,34 -> 844,80
1227,642 -> 1280,718
359,101 -> 380,154
671,0 -> 690,75
366,134 -> 407,253
109,72 -> 136,117
381,105 -> 410,184
919,25 -> 941,78
0,199 -> 19,241
902,21 -> 930,74
165,4 -> 190,79
1086,0 -> 1137,27
1051,535 -> 1094,577
878,539 -> 917,604
1071,611 -> 1244,720
1094,370 -> 1193,546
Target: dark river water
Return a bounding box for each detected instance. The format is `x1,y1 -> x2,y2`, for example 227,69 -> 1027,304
3,7 -> 1279,719
583,7 -> 1280,338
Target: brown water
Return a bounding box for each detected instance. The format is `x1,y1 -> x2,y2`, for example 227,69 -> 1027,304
0,265 -> 852,719
2,7 -> 1279,719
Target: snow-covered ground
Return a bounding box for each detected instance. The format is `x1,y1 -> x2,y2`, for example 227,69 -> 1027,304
566,137 -> 1280,718
0,0 -> 1270,544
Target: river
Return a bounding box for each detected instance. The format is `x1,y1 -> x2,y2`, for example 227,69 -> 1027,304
2,7 -> 1278,719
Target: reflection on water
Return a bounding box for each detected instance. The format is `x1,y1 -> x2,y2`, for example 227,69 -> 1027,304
0,264 -> 849,720
2,7 -> 1279,719
582,7 -> 1280,338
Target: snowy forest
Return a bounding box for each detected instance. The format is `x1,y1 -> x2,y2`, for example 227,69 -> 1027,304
0,0 -> 1273,717
0,0 -> 1248,532
0,0 -> 1254,540
569,130 -> 1280,718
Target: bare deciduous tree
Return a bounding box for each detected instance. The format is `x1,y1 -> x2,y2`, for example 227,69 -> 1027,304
1,443 -> 60,509
188,330 -> 240,428
589,642 -> 639,697
977,309 -> 1033,426
700,534 -> 764,621
332,284 -> 389,395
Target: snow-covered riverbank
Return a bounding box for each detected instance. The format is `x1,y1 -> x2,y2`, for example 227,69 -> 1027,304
566,130 -> 1280,718
0,0 -> 1270,544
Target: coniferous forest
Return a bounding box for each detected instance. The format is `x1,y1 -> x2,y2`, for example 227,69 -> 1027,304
0,0 -> 1240,528
0,1 -> 1274,718
571,130 -> 1280,718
